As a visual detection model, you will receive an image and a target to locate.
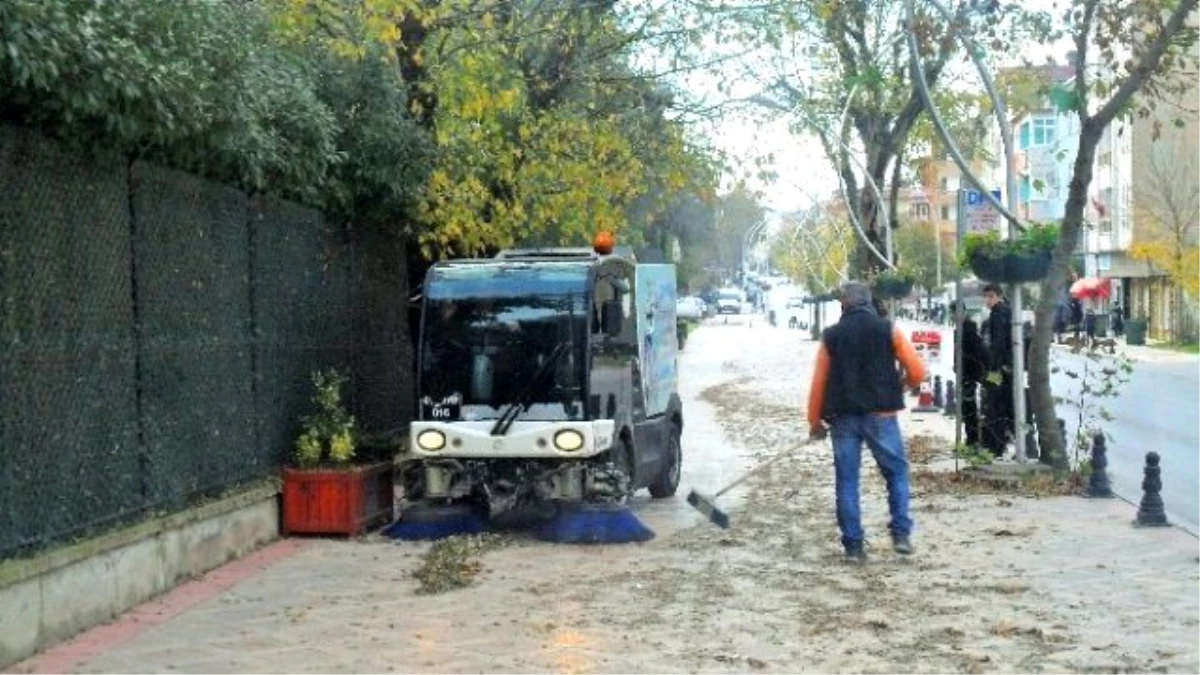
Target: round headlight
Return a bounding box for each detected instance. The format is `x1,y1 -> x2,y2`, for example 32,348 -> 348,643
554,430 -> 585,452
416,430 -> 446,451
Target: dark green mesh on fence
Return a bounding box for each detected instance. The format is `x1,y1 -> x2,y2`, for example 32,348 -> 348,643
0,127 -> 413,559
0,127 -> 142,555
132,163 -> 259,509
251,194 -> 356,468
351,226 -> 412,436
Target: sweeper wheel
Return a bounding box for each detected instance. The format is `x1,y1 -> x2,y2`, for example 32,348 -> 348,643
648,422 -> 682,499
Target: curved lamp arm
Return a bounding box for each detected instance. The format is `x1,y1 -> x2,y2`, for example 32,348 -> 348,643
903,0 -> 1024,230
790,92 -> 895,270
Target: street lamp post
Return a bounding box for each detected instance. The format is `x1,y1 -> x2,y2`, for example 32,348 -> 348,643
934,218 -> 943,291
906,0 -> 1028,462
742,219 -> 767,277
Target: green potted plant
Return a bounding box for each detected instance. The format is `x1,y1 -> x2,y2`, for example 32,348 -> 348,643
870,268 -> 916,299
281,368 -> 394,536
962,222 -> 1059,283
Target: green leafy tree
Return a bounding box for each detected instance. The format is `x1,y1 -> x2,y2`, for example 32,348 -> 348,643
267,0 -> 719,258
713,185 -> 767,278
720,1 -> 979,274
894,221 -> 955,299
0,0 -> 433,223
771,212 -> 854,296
1018,0 -> 1200,467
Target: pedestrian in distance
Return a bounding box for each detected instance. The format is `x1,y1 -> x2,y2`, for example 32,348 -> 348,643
1053,292 -> 1069,344
1112,302 -> 1125,338
1069,297 -> 1084,341
807,281 -> 927,563
952,301 -> 987,448
871,295 -> 889,319
980,283 -> 1015,459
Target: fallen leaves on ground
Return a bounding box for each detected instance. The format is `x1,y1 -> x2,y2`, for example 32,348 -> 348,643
913,469 -> 1014,496
913,467 -> 1078,498
413,533 -> 509,595
907,434 -> 948,464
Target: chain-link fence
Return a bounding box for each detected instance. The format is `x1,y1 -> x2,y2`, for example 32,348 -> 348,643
0,126 -> 412,558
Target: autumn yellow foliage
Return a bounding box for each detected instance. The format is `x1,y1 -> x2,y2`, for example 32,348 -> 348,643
1129,239 -> 1200,297
262,0 -> 714,259
772,215 -> 855,294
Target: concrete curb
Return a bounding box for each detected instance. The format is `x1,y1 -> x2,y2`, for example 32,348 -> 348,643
10,539 -> 307,674
0,481 -> 282,669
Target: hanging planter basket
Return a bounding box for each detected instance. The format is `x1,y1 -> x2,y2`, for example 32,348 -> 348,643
872,277 -> 914,300
968,250 -> 1052,284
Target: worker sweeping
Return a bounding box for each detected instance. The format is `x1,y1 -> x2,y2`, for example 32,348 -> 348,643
806,281 -> 927,563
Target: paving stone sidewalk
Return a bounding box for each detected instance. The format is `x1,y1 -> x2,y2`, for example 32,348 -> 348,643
12,321 -> 1198,674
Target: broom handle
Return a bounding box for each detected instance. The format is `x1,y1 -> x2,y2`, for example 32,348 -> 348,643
712,436 -> 823,499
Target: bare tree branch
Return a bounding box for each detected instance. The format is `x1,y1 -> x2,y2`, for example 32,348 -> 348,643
1093,0 -> 1199,129
1073,0 -> 1101,113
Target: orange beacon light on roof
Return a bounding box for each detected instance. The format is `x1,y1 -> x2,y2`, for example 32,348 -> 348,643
593,230 -> 615,255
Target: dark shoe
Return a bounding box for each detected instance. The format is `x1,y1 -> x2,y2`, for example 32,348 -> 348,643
844,543 -> 867,563
893,535 -> 914,555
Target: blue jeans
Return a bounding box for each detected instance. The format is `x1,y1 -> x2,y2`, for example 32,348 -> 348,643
831,414 -> 913,550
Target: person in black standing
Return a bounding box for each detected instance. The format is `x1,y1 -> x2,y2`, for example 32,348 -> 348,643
952,301 -> 987,448
1069,296 -> 1084,341
980,283 -> 1014,458
871,295 -> 889,319
1112,301 -> 1125,337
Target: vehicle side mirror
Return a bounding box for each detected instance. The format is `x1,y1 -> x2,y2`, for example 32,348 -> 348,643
601,300 -> 624,336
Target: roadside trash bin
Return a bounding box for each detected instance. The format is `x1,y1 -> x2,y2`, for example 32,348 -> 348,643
1125,318 -> 1148,345
1093,313 -> 1109,337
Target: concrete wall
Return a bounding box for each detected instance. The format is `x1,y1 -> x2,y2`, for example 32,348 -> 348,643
0,482 -> 280,669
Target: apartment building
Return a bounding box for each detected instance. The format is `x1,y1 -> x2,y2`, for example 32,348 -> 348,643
979,46 -> 1199,341
1127,51 -> 1200,341
977,65 -> 1130,315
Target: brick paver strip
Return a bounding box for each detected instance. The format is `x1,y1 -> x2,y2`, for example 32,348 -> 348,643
13,539 -> 308,674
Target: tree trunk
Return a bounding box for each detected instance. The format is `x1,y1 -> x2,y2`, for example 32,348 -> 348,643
853,161 -> 892,275
889,151 -> 903,266
1028,119 -> 1106,470
1172,249 -> 1185,343
1173,284 -> 1184,345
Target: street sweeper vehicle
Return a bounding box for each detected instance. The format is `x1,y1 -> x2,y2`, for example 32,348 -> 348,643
398,234 -> 684,529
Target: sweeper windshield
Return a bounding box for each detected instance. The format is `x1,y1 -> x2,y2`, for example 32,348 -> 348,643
419,261 -> 590,422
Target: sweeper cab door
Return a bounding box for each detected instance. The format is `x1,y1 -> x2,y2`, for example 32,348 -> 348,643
633,264 -> 679,419
587,259 -> 683,493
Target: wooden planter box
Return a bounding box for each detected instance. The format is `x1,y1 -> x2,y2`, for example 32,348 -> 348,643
281,461 -> 394,536
969,250 -> 1052,284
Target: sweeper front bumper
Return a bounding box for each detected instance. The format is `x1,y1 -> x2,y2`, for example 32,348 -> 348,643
403,419 -> 624,515
409,420 -> 616,459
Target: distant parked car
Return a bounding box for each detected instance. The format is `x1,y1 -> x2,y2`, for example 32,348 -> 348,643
716,287 -> 745,314
786,296 -> 808,309
676,296 -> 706,320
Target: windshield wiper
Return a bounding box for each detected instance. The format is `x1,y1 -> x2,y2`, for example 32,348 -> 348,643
490,342 -> 570,437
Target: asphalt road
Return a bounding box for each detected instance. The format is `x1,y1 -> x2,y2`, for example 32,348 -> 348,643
1051,350 -> 1200,534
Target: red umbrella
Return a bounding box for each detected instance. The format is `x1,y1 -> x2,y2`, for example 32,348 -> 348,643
1070,277 -> 1111,300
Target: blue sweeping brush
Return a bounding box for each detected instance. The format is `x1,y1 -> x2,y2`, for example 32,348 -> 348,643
383,503 -> 488,541
537,502 -> 655,544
